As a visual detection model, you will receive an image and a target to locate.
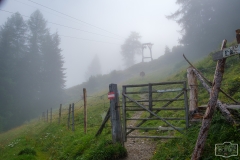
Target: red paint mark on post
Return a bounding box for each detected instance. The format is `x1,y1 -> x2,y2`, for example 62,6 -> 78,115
108,92 -> 115,99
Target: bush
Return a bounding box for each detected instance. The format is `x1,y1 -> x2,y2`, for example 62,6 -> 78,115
18,147 -> 37,156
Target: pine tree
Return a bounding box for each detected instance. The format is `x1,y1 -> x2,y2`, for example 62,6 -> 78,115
40,32 -> 65,109
0,10 -> 66,131
26,10 -> 48,113
85,54 -> 102,80
0,12 -> 28,131
121,32 -> 141,67
164,46 -> 171,55
168,0 -> 240,58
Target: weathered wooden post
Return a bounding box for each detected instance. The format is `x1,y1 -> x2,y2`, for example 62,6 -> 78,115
50,108 -> 52,123
183,81 -> 189,128
187,67 -> 198,115
191,40 -> 227,160
190,67 -> 236,124
122,86 -> 127,142
59,104 -> 62,124
109,84 -> 123,144
68,104 -> 71,130
236,29 -> 240,44
148,83 -> 153,112
72,103 -> 75,131
46,110 -> 48,122
83,88 -> 87,134
42,112 -> 45,121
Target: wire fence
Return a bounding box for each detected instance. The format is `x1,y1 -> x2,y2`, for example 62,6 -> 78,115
40,91 -> 111,132
38,59 -> 240,133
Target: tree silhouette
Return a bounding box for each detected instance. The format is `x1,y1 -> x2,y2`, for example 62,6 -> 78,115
0,10 -> 65,131
85,54 -> 102,80
168,0 -> 240,58
121,32 -> 141,67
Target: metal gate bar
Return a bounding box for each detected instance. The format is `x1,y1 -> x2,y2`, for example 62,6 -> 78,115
126,118 -> 185,120
122,81 -> 188,142
125,108 -> 185,111
123,93 -> 184,134
125,91 -> 184,136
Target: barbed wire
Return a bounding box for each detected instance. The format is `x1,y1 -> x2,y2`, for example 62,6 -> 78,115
39,92 -> 111,133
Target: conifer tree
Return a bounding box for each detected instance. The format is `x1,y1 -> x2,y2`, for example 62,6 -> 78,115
26,10 -> 48,108
41,32 -> 65,108
0,13 -> 27,130
85,54 -> 102,80
168,0 -> 240,57
121,32 -> 141,67
0,10 -> 66,131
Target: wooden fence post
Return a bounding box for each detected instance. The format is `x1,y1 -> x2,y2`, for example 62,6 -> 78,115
42,112 -> 45,121
191,40 -> 227,160
183,53 -> 237,124
122,86 -> 127,142
68,104 -> 71,130
50,108 -> 52,123
183,81 -> 189,128
187,66 -> 198,114
148,83 -> 153,112
46,110 -> 48,122
109,83 -> 123,144
72,103 -> 75,131
191,67 -> 236,124
83,88 -> 87,134
59,104 -> 62,124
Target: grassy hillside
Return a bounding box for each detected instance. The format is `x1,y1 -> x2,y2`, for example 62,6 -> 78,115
64,51 -> 189,104
1,41 -> 240,159
151,41 -> 240,159
0,93 -> 127,160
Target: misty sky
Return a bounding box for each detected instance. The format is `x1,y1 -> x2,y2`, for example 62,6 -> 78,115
0,0 -> 181,88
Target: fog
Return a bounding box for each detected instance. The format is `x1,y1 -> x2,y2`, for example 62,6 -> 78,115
0,0 -> 180,88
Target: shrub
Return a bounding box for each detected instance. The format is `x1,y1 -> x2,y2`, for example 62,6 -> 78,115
18,147 -> 37,156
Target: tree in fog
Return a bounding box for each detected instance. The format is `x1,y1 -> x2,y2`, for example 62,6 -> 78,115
0,12 -> 27,130
27,10 -> 48,106
168,0 -> 240,58
121,32 -> 141,67
41,33 -> 65,108
164,46 -> 171,55
0,10 -> 65,131
27,10 -> 65,112
85,54 -> 102,80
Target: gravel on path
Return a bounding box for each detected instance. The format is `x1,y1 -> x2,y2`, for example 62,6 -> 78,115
120,111 -> 157,160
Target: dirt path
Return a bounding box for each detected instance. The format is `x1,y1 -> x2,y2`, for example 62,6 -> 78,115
120,94 -> 157,160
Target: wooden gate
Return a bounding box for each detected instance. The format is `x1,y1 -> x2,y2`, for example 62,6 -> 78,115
122,81 -> 189,141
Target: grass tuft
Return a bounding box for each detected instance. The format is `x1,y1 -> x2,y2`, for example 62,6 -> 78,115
18,147 -> 37,156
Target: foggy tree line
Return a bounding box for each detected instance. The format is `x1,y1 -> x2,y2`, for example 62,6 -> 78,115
0,10 -> 65,131
166,0 -> 240,59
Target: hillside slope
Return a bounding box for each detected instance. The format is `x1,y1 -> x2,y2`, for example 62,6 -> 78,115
64,50 -> 191,104
1,41 -> 240,159
151,42 -> 240,159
